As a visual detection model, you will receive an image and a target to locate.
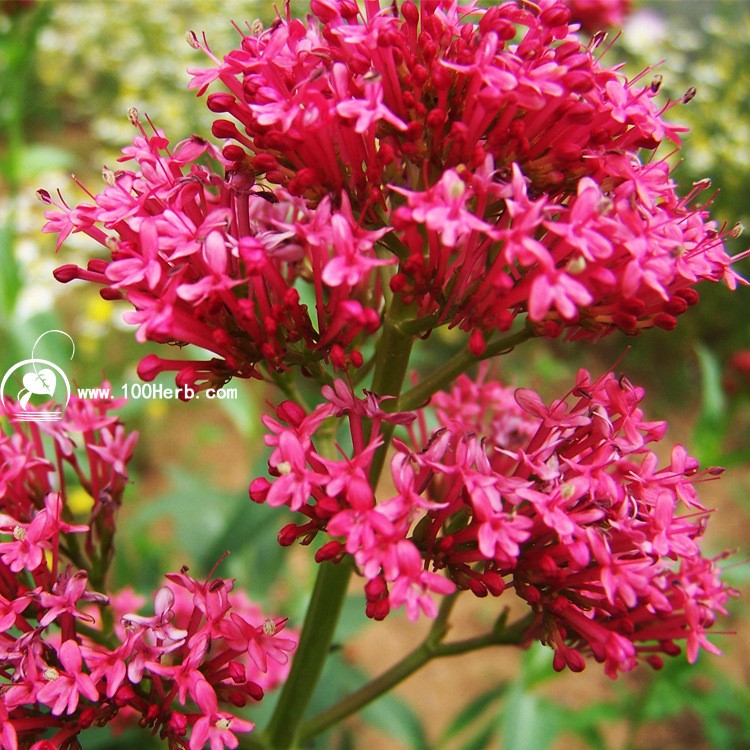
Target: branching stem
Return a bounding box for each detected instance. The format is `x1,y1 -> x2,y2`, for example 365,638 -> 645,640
297,609 -> 536,744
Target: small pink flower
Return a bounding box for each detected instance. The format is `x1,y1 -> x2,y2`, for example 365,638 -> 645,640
38,569 -> 104,627
335,71 -> 408,134
36,640 -> 100,716
122,586 -> 189,648
392,170 -> 492,248
87,425 -> 139,478
189,677 -> 255,750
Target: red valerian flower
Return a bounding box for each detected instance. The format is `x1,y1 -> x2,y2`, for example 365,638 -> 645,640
191,0 -> 744,345
35,640 -> 99,716
0,392 -> 294,748
46,0 -> 745,394
252,370 -> 734,676
43,125 -> 387,391
564,0 -> 632,34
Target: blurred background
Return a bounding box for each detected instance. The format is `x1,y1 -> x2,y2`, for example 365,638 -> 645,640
0,1 -> 748,748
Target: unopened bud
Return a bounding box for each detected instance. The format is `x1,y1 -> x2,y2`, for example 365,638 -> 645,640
277,523 -> 300,546
53,264 -> 81,283
654,313 -> 677,331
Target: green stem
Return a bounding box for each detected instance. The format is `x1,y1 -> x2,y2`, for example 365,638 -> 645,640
370,297 -> 417,397
263,559 -> 353,750
397,327 -> 534,412
298,610 -> 535,744
262,299 -> 417,749
366,296 -> 417,485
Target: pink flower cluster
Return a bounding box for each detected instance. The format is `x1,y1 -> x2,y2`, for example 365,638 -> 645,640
41,122 -> 390,389
44,0 -> 743,389
564,0 -> 632,33
250,371 -> 733,678
0,394 -> 295,749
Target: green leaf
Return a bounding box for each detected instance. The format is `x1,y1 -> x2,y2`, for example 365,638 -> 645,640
332,593 -> 369,643
440,682 -> 508,744
0,222 -> 22,317
19,143 -> 73,177
124,469 -> 290,588
693,344 -> 729,464
305,654 -> 429,750
197,490 -> 291,590
215,377 -> 260,438
520,642 -> 558,689
555,701 -> 621,750
360,692 -> 430,750
331,728 -> 357,750
461,721 -> 498,750
499,685 -> 560,750
79,726 -> 160,749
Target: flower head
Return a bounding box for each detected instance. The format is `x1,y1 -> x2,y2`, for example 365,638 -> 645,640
253,369 -> 734,676
46,0 -> 745,392
0,391 -> 293,747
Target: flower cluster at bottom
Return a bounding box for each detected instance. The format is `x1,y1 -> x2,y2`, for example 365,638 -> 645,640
250,369 -> 734,679
0,393 -> 295,750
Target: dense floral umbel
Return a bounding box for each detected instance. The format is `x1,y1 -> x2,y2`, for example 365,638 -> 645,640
41,125 -> 388,391
45,0 -> 743,388
0,394 -> 295,749
191,0 -> 742,346
250,371 -> 733,677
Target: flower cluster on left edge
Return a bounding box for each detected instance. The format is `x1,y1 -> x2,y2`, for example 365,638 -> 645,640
0,391 -> 296,750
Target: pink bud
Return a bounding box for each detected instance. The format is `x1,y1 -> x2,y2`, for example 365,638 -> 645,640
249,477 -> 271,503
276,401 -> 307,427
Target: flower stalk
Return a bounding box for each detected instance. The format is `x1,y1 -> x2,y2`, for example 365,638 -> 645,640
264,297 -> 417,749
298,606 -> 536,745
263,559 -> 354,750
397,327 -> 535,412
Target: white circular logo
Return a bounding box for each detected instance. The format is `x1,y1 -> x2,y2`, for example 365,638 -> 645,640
0,331 -> 75,422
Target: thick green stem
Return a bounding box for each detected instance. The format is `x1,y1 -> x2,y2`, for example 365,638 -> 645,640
370,298 -> 417,397
263,559 -> 353,750
298,610 -> 535,744
366,297 -> 417,484
261,300 -> 417,749
397,327 -> 534,412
